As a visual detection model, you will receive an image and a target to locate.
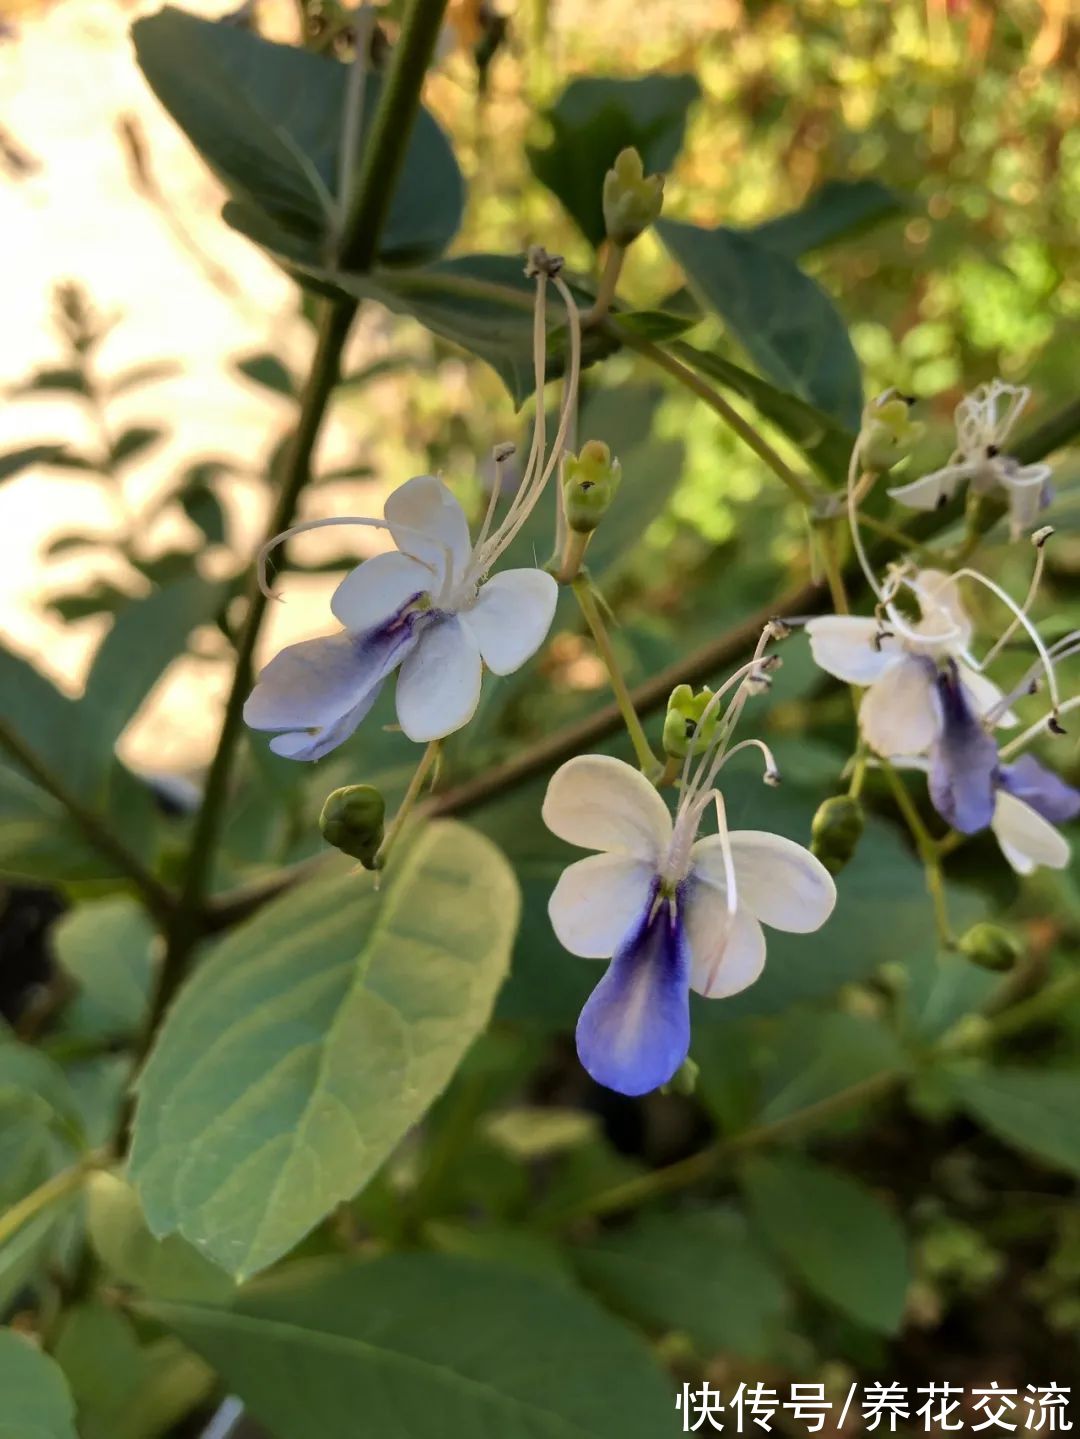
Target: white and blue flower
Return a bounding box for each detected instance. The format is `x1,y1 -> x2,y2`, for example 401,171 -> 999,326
244,473 -> 559,758
805,568 -> 1015,764
542,753 -> 836,1096
887,380 -> 1052,540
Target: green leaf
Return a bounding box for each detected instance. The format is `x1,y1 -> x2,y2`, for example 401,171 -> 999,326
0,444 -> 72,482
179,483 -> 227,546
86,1172 -> 235,1302
944,1067 -> 1080,1176
665,339 -> 854,486
748,179 -> 905,259
44,532 -> 106,557
657,218 -> 863,429
82,575 -> 224,757
52,898 -> 156,1041
235,352 -> 297,397
740,1155 -> 910,1334
53,1300 -> 213,1439
109,425 -> 165,468
332,255 -> 616,407
0,643 -> 159,882
47,582 -> 134,623
7,366 -> 89,398
107,361 -> 181,397
0,1328 -> 78,1439
527,73 -> 699,247
756,1012 -> 905,1126
0,1190 -> 80,1316
0,1329 -> 76,1433
133,6 -> 463,262
138,1253 -> 677,1439
130,822 -> 520,1278
574,1207 -> 790,1357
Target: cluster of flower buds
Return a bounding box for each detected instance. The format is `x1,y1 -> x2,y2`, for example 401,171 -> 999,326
561,440 -> 622,535
858,389 -> 925,473
662,684 -> 721,761
602,147 -> 665,247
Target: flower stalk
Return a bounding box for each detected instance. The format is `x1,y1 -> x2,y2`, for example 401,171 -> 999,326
571,574 -> 660,777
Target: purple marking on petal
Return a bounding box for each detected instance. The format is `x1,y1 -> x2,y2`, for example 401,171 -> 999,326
999,754 -> 1080,825
245,600 -> 430,759
928,660 -> 1000,834
1040,478 -> 1055,511
575,880 -> 691,1097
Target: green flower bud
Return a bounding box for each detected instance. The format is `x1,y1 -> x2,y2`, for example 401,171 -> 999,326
561,440 -> 622,534
958,922 -> 1024,973
319,784 -> 385,869
602,147 -> 665,247
661,1056 -> 699,1097
662,684 -> 720,760
859,390 -> 925,472
810,795 -> 865,876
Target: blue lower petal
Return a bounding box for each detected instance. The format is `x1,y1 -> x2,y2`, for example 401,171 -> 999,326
999,755 -> 1080,825
575,882 -> 691,1097
928,661 -> 1000,834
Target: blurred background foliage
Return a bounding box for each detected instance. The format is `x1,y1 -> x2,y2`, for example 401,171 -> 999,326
2,0 -> 1080,1436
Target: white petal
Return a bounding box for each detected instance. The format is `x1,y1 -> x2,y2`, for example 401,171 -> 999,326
859,655 -> 940,757
462,569 -> 558,675
385,475 -> 472,588
690,832 -> 835,934
956,662 -> 1017,728
685,887 -> 767,999
548,853 -> 656,959
991,790 -> 1070,875
804,615 -> 899,684
394,615 -> 482,742
1000,463 -> 1052,539
542,755 -> 673,861
888,462 -> 973,512
331,551 -> 435,633
912,568 -> 972,650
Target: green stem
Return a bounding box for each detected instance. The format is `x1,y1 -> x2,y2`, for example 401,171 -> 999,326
608,322 -> 820,509
585,243 -> 624,326
376,740 -> 440,869
0,1153 -> 103,1249
338,0 -> 450,271
881,760 -> 954,947
571,575 -> 659,776
0,720 -> 174,924
544,1069 -> 903,1226
144,300 -> 357,1049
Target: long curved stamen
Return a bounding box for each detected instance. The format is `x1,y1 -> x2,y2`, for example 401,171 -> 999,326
699,789 -> 739,998
713,737 -> 780,786
474,269 -> 550,565
681,626 -> 780,810
980,528 -> 1053,669
847,438 -> 885,603
1000,694 -> 1080,759
474,443 -> 516,557
948,565 -> 1062,719
472,269 -> 583,578
257,515 -> 446,602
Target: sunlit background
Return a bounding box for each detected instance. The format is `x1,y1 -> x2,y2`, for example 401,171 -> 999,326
3,0 -> 1078,771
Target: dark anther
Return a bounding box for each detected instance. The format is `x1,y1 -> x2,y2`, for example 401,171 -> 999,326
684,718 -> 698,739
1049,715 -> 1067,735
986,444 -> 1000,458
